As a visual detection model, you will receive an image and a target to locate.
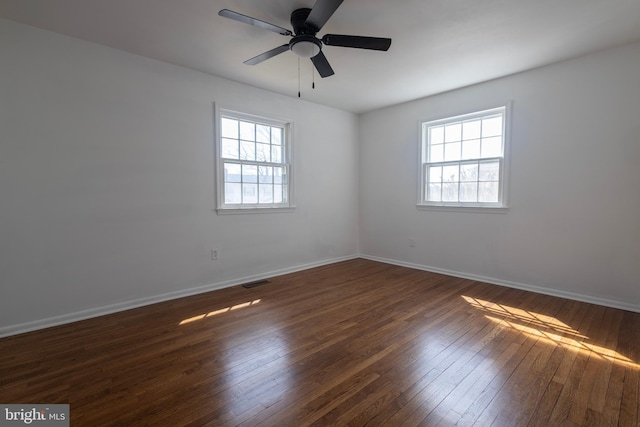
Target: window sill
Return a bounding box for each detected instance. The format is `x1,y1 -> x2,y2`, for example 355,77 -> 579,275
216,206 -> 296,215
416,204 -> 509,214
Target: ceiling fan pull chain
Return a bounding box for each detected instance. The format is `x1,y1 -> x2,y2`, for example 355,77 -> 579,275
312,62 -> 315,89
298,56 -> 301,98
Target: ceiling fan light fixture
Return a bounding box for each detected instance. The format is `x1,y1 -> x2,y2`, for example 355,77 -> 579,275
290,36 -> 321,58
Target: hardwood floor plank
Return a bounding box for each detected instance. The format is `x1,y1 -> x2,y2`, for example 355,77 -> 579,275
239,277 -> 478,426
383,296 -> 527,424
568,305 -> 608,424
0,259 -> 637,426
546,303 -> 609,426
470,294 -> 564,426
511,298 -> 593,426
586,308 -> 622,416
524,300 -> 590,427
617,312 -> 640,427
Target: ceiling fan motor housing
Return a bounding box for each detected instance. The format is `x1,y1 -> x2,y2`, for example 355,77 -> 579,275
289,8 -> 322,58
291,8 -> 316,35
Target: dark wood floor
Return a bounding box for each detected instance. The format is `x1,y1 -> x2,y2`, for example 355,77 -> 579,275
1,259 -> 638,426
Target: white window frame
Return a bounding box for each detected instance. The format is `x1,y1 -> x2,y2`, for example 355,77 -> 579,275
417,104 -> 511,213
215,104 -> 295,214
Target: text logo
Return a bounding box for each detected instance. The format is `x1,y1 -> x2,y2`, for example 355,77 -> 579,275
1,405 -> 69,426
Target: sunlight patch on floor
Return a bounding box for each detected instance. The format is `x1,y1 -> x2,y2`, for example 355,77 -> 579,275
179,299 -> 261,325
463,296 -> 638,369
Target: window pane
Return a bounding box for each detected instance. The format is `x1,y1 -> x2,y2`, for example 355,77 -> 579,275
430,126 -> 444,144
240,121 -> 255,141
479,182 -> 499,202
240,140 -> 255,160
442,164 -> 459,182
271,128 -> 282,145
273,184 -> 283,203
461,139 -> 480,160
429,144 -> 444,162
460,183 -> 478,202
221,118 -> 238,138
481,137 -> 502,158
256,143 -> 271,162
482,116 -> 503,137
444,142 -> 461,161
422,140 -> 429,163
242,183 -> 257,203
428,166 -> 442,183
271,145 -> 282,163
259,184 -> 273,203
460,163 -> 478,182
428,184 -> 442,202
222,138 -> 239,159
442,183 -> 459,202
225,183 -> 241,204
479,161 -> 500,181
256,124 -> 270,143
462,120 -> 481,140
258,166 -> 273,183
273,167 -> 283,184
224,163 -> 241,183
444,123 -> 462,143
242,164 -> 257,183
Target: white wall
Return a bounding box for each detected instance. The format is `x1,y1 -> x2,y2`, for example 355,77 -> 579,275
360,41 -> 640,312
2,19 -> 639,337
0,19 -> 360,335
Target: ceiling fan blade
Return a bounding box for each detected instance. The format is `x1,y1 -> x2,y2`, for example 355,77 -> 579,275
322,34 -> 392,51
311,51 -> 335,78
219,9 -> 292,36
305,0 -> 344,32
244,44 -> 290,65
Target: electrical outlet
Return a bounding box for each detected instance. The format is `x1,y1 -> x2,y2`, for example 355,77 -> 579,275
409,238 -> 416,248
211,249 -> 218,260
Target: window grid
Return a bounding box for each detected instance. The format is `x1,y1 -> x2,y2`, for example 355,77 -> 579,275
424,158 -> 502,204
219,111 -> 290,209
223,160 -> 288,205
421,107 -> 506,207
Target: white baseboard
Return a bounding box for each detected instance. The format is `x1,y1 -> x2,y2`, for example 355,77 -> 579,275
3,253 -> 636,338
0,255 -> 358,338
360,254 -> 640,314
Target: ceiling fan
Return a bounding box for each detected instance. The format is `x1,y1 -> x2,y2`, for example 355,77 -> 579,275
219,0 -> 392,78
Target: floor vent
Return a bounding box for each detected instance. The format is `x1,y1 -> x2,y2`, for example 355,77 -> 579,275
242,279 -> 270,289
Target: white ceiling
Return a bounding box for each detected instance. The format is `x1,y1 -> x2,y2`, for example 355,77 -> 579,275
2,0 -> 640,113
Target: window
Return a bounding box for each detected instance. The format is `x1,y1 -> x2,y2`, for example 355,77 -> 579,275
216,107 -> 293,212
419,106 -> 509,210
